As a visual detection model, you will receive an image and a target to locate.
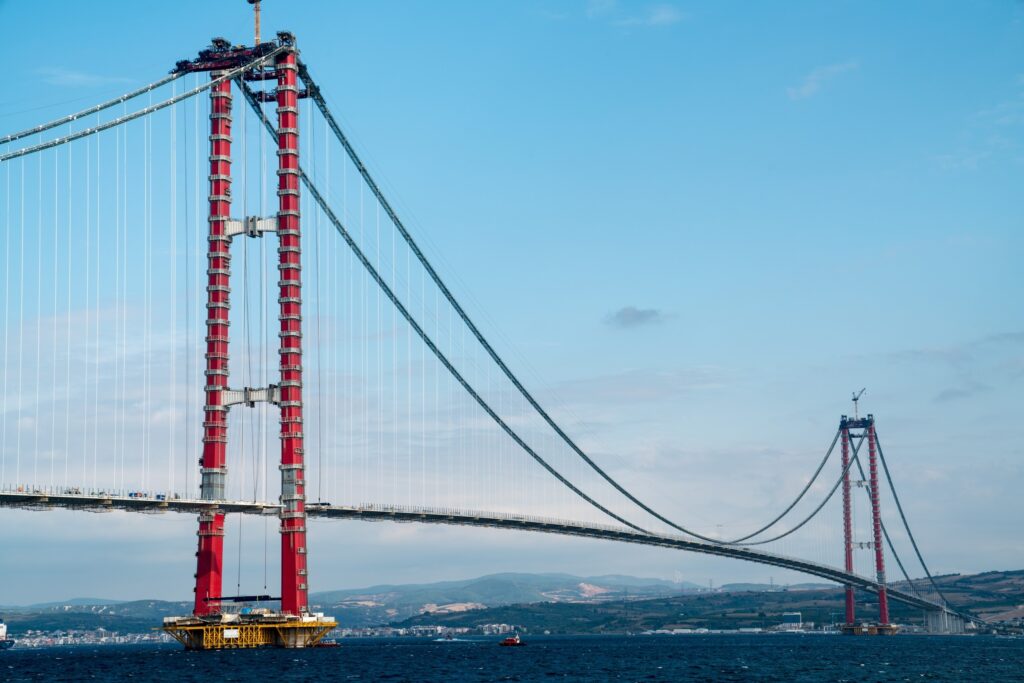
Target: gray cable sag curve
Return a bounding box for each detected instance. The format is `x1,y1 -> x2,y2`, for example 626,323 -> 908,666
736,436 -> 921,601
874,434 -> 950,605
0,56 -> 874,548
235,78 -> 652,536
295,62 -> 839,545
0,51 -> 953,599
883,519 -> 923,598
847,448 -> 920,597
1,49 -> 286,163
735,433 -> 865,546
1,72 -> 185,146
727,429 -> 840,543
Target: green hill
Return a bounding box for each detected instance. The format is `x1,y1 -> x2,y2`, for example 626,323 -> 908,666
391,570 -> 1024,633
309,572 -> 695,626
3,570 -> 1020,635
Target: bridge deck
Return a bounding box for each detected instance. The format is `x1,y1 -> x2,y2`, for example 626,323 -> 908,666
0,489 -> 965,620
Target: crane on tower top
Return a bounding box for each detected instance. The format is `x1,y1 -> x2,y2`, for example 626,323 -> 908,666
852,388 -> 866,419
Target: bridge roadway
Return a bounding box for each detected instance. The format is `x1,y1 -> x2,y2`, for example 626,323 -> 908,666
0,488 -> 969,621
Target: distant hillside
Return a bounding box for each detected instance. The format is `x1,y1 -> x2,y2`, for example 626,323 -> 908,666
27,598 -> 126,608
4,570 -> 1020,635
2,600 -> 191,634
0,573 -> 694,633
891,569 -> 1024,622
309,573 -> 697,627
0,573 -> 693,633
717,582 -> 832,593
393,570 -> 1024,633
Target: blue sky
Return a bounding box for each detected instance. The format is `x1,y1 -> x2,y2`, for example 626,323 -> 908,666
0,0 -> 1021,604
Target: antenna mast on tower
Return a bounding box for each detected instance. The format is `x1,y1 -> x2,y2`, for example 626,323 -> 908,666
248,0 -> 262,45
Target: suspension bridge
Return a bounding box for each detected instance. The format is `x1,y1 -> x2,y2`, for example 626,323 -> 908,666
0,30 -> 974,647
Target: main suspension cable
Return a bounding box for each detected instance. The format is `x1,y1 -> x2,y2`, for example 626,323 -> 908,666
874,433 -> 950,605
727,429 -> 840,543
236,78 -> 652,536
1,49 -> 285,163
734,433 -> 865,546
847,446 -> 921,596
295,62 -> 835,545
0,72 -> 185,146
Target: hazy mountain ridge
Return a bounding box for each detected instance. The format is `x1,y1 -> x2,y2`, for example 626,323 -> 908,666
0,573 -> 698,631
309,573 -> 701,626
3,570 -> 1020,634
899,569 -> 1024,622
394,570 -> 1024,633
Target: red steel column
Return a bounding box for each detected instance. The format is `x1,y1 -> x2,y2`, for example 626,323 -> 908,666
193,73 -> 232,616
275,46 -> 309,616
867,417 -> 890,625
840,420 -> 855,625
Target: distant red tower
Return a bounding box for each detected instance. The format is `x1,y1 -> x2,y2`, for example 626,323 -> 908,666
867,419 -> 890,626
839,413 -> 894,635
840,423 -> 855,626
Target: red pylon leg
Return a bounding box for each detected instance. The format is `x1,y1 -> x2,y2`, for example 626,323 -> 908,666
275,46 -> 309,617
841,422 -> 855,626
194,73 -> 232,617
868,418 -> 890,625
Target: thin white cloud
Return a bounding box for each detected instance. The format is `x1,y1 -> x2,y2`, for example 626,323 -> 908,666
933,380 -> 990,403
933,148 -> 993,171
538,9 -> 571,21
885,330 -> 1024,368
554,367 -> 728,406
35,67 -> 132,88
616,4 -> 685,27
935,78 -> 1024,170
787,61 -> 858,100
586,0 -> 617,19
586,1 -> 684,27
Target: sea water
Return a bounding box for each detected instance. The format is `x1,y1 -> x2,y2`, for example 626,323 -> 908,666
3,634 -> 1022,682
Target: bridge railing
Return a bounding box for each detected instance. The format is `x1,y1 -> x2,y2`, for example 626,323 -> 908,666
0,483 -> 185,502
0,487 -> 879,585
341,502 -> 882,584
0,485 -> 964,617
347,502 -> 641,535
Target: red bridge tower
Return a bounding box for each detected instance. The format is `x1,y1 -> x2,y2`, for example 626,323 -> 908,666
839,412 -> 895,636
162,33 -> 335,650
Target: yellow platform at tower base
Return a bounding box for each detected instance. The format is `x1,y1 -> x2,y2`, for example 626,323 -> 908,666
163,614 -> 337,650
841,623 -> 898,636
